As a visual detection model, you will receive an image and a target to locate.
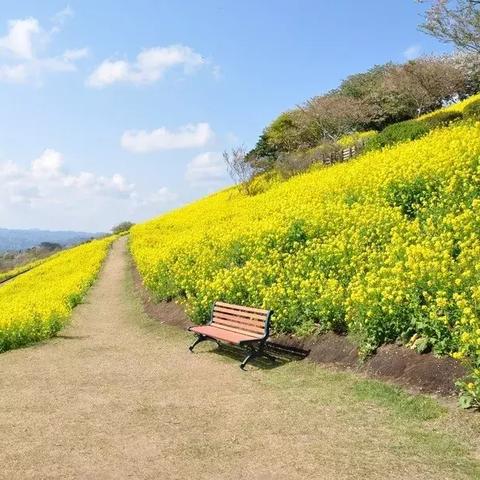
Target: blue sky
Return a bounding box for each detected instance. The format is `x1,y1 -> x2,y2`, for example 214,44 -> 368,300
0,1 -> 452,232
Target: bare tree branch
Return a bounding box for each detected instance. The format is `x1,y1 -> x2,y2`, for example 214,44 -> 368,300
223,146 -> 255,195
419,0 -> 480,52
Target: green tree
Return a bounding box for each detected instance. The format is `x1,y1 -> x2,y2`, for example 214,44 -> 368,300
337,63 -> 404,129
112,221 -> 135,234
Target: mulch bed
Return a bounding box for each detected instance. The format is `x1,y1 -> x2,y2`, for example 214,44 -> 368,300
130,262 -> 466,396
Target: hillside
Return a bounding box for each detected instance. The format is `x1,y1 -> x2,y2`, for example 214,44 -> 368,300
0,228 -> 103,252
130,116 -> 480,407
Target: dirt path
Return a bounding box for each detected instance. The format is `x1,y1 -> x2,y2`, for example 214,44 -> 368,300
1,238 -> 479,480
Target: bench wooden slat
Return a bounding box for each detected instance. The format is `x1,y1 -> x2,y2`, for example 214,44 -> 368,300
213,310 -> 265,327
214,305 -> 267,321
213,312 -> 265,332
190,325 -> 256,345
212,315 -> 265,334
210,323 -> 263,339
215,301 -> 269,316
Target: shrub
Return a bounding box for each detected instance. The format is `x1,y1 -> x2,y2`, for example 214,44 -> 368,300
457,368 -> 480,410
364,120 -> 430,151
463,99 -> 480,119
240,171 -> 280,196
223,146 -> 256,195
385,177 -> 438,219
423,111 -> 463,129
276,143 -> 342,178
112,221 -> 135,234
337,130 -> 377,148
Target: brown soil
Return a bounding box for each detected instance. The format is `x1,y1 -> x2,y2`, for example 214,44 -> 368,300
365,344 -> 466,395
131,264 -> 192,329
272,333 -> 466,396
132,263 -> 466,396
2,238 -> 479,480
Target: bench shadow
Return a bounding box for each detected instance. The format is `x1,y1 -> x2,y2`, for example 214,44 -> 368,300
193,341 -> 309,370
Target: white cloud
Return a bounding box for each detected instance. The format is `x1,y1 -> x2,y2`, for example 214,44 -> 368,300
148,187 -> 178,204
403,44 -> 422,60
0,149 -> 179,230
185,152 -> 228,186
31,148 -> 63,177
121,122 -> 214,153
131,187 -> 178,207
0,18 -> 42,59
62,48 -> 89,61
51,6 -> 74,32
87,44 -> 205,87
0,11 -> 87,84
0,64 -> 28,83
1,149 -> 135,207
0,160 -> 21,178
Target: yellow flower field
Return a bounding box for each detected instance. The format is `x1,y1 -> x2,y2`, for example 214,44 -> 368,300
0,237 -> 114,352
419,92 -> 480,120
130,120 -> 480,406
337,130 -> 377,148
0,256 -> 54,284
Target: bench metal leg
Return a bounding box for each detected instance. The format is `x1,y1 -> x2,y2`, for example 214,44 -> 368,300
240,349 -> 258,369
189,335 -> 208,352
240,343 -> 276,369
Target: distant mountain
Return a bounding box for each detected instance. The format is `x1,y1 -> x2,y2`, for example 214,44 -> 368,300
0,228 -> 105,252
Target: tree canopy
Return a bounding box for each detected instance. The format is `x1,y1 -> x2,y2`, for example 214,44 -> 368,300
245,54 -> 477,173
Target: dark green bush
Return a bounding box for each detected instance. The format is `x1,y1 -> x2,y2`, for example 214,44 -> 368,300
423,110 -> 463,129
385,177 -> 438,219
463,99 -> 480,119
364,120 -> 430,152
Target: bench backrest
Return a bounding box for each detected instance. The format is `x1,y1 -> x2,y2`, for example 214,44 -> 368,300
210,301 -> 271,339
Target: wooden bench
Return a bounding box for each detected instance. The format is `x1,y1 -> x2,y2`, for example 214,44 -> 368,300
188,301 -> 274,369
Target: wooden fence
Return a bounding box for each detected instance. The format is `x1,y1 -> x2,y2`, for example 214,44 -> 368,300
321,144 -> 362,166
